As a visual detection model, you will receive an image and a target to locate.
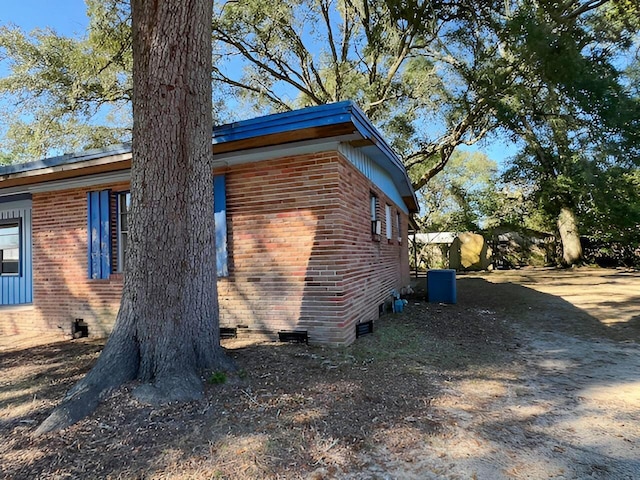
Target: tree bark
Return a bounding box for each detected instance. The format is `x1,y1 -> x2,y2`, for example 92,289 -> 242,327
557,206 -> 583,266
36,0 -> 231,435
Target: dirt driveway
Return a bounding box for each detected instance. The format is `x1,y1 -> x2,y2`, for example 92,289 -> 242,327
1,267 -> 639,479
398,268 -> 640,479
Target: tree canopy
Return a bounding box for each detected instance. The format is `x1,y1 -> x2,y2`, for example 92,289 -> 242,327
417,150 -> 499,232
0,0 -> 131,159
1,0 -> 639,264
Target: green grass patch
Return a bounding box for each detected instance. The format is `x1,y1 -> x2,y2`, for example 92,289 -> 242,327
207,371 -> 227,385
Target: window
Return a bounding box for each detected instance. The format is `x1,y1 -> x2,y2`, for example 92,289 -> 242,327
117,192 -> 131,272
0,221 -> 20,275
385,204 -> 392,240
370,193 -> 380,235
396,211 -> 402,243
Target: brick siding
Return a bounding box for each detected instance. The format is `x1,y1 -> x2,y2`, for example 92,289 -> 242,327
1,152 -> 410,345
216,151 -> 410,345
0,182 -> 128,337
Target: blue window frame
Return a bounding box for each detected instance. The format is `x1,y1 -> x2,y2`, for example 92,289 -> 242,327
0,220 -> 20,276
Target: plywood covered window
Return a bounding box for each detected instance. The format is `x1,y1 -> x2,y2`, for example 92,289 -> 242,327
214,174 -> 228,277
87,190 -> 112,279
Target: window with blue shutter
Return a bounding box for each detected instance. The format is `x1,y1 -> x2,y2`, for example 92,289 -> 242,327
214,175 -> 228,277
87,190 -> 112,279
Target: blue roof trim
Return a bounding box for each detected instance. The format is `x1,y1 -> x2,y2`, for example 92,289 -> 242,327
213,101 -> 417,210
213,101 -> 356,144
344,102 -> 410,178
0,101 -> 417,211
0,144 -> 132,177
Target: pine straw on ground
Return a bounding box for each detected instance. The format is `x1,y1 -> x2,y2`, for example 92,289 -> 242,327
0,295 -> 515,480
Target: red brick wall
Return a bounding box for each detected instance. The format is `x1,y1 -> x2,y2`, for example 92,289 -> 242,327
216,151 -> 410,345
2,152 -> 410,345
22,182 -> 128,336
0,306 -> 37,335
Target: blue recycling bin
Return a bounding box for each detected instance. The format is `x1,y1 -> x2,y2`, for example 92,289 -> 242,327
393,299 -> 404,313
427,269 -> 457,304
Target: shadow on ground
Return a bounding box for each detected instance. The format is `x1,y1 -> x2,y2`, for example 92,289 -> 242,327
1,269 -> 639,479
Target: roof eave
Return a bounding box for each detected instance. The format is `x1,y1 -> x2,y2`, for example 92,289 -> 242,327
214,101 -> 419,213
0,102 -> 418,213
0,150 -> 132,190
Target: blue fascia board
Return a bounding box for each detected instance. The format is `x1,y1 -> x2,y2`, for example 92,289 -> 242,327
214,113 -> 354,143
213,101 -> 417,209
0,144 -> 132,177
213,101 -> 356,144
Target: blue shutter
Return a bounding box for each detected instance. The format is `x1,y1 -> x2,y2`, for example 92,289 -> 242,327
87,190 -> 111,279
214,175 -> 228,277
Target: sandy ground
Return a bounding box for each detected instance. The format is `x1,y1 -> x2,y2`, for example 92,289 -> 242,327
1,267 -> 639,479
372,268 -> 640,479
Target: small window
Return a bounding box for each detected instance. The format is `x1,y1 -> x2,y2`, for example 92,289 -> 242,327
370,193 -> 381,235
396,211 -> 402,243
0,221 -> 20,275
370,193 -> 378,221
385,204 -> 392,239
117,192 -> 131,272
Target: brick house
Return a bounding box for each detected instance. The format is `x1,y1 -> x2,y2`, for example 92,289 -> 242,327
0,101 -> 417,345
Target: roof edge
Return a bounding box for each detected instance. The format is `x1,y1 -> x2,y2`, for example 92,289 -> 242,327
0,102 -> 418,212
0,144 -> 132,177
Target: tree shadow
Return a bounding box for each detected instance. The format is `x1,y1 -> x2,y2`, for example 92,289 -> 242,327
0,339 -> 103,425
434,276 -> 640,478
1,223 -> 122,338
2,273 -> 639,478
459,274 -> 640,341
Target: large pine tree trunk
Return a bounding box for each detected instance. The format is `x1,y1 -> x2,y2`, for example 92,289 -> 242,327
557,206 -> 583,266
36,0 -> 230,435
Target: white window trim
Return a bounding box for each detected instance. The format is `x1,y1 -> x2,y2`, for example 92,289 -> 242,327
385,204 -> 392,240
0,219 -> 21,276
116,192 -> 130,272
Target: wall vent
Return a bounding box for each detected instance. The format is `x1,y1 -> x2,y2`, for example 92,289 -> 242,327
72,318 -> 89,339
356,320 -> 374,338
278,330 -> 309,344
220,327 -> 237,339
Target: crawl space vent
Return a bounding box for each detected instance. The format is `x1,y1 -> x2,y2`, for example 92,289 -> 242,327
356,320 -> 374,338
278,330 -> 309,344
220,327 -> 237,339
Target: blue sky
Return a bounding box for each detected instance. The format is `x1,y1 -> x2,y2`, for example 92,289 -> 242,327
0,0 -> 89,81
1,0 -> 88,36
